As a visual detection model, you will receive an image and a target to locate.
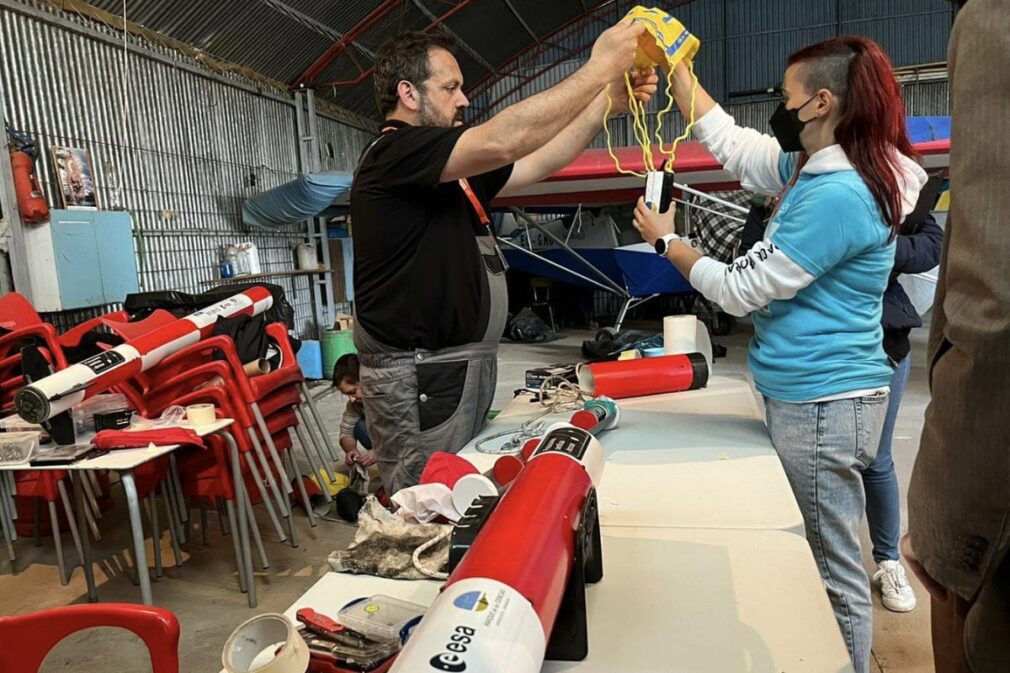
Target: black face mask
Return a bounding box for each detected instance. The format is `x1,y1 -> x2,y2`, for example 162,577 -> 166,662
769,93 -> 818,152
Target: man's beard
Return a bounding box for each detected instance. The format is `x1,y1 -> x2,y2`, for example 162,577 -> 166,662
418,95 -> 463,128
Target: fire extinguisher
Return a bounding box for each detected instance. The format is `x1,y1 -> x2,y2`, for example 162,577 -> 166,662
10,149 -> 48,223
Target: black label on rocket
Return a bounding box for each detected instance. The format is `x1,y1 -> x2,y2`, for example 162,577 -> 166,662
534,427 -> 592,461
80,350 -> 126,375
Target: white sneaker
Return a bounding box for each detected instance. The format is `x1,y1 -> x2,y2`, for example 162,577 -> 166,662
874,560 -> 918,612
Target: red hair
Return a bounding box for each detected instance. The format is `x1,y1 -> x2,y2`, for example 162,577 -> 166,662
788,36 -> 918,237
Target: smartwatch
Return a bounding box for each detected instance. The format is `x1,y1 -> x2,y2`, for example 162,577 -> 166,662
654,233 -> 680,256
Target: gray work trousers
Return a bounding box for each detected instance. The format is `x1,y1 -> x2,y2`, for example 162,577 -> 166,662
355,235 -> 508,495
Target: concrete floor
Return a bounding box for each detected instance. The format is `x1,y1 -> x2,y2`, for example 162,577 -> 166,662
0,320 -> 934,672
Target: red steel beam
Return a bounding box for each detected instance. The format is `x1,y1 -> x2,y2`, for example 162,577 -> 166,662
292,0 -> 403,90
316,0 -> 474,89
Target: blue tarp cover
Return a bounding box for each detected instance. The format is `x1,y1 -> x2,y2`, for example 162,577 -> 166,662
242,170 -> 352,229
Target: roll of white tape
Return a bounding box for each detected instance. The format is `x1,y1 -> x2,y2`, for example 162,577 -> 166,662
185,403 -> 216,426
222,613 -> 309,673
663,315 -> 713,371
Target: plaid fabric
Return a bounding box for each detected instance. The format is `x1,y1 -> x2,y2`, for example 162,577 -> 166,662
685,190 -> 754,263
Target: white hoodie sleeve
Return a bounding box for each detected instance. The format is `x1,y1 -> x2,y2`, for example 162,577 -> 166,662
692,105 -> 787,196
688,241 -> 816,317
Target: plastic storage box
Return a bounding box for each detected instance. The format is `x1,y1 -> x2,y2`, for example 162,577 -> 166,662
337,595 -> 426,644
0,431 -> 40,466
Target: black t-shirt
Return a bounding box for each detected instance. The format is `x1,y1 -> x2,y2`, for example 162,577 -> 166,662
350,120 -> 514,351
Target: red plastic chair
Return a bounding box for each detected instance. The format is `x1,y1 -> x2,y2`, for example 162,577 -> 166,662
0,603 -> 179,673
0,292 -> 44,330
58,309 -> 177,351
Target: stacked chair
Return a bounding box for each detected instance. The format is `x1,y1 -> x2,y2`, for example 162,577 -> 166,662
0,289 -> 342,607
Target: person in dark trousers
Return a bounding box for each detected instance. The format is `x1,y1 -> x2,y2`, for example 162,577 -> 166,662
331,354 -> 376,468
350,26 -> 657,495
864,193 -> 943,613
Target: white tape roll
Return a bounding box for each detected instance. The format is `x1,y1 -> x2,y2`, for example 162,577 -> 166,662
186,403 -> 216,426
663,315 -> 713,371
222,613 -> 309,673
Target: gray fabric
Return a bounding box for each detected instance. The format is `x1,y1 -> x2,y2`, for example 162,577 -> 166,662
327,497 -> 450,580
355,233 -> 508,495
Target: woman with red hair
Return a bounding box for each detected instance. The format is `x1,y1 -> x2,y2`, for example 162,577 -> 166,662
635,36 -> 926,673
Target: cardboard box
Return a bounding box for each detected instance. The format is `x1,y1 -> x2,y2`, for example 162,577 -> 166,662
333,312 -> 354,331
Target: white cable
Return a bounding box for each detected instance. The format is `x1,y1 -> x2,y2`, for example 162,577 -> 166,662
412,527 -> 452,580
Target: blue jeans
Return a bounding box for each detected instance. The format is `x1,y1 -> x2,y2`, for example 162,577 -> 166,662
765,393 -> 889,673
862,355 -> 911,563
353,418 -> 372,450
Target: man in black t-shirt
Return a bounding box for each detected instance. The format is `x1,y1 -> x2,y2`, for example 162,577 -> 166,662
351,25 -> 658,495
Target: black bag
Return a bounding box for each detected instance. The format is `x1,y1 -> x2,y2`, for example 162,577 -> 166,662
503,307 -> 555,343
123,282 -> 295,329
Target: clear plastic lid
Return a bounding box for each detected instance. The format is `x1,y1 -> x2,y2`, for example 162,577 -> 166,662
337,595 -> 426,644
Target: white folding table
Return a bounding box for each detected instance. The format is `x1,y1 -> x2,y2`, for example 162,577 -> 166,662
0,418 -> 234,605
460,375 -> 804,532
271,525 -> 853,673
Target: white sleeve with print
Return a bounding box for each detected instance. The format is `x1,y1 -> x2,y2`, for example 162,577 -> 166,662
688,240 -> 816,317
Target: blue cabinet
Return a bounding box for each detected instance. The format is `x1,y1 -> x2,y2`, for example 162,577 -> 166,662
26,210 -> 139,311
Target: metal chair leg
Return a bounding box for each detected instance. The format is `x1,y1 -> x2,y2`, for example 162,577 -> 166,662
293,407 -> 336,494
224,498 -> 248,594
162,473 -> 187,544
216,496 -> 231,536
300,381 -> 341,461
243,487 -> 269,570
56,480 -> 85,569
244,449 -> 287,542
85,472 -> 104,519
145,497 -> 163,578
33,498 -> 41,546
200,500 -> 209,546
290,416 -> 333,502
0,488 -> 15,564
161,484 -> 183,568
48,501 -> 68,585
79,476 -> 102,540
287,449 -> 316,528
251,402 -> 292,492
249,431 -> 292,518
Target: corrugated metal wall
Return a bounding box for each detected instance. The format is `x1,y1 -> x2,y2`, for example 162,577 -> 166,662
1,1 -> 371,335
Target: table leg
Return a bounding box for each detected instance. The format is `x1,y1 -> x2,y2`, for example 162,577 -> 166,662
71,474 -> 97,602
121,470 -> 153,605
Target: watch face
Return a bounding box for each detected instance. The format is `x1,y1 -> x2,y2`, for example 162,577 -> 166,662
654,238 -> 666,255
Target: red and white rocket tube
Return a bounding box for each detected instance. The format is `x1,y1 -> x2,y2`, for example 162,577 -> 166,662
392,421 -> 604,673
15,287 -> 273,423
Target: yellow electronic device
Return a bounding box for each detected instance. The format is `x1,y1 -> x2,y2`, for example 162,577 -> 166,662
603,5 -> 701,202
